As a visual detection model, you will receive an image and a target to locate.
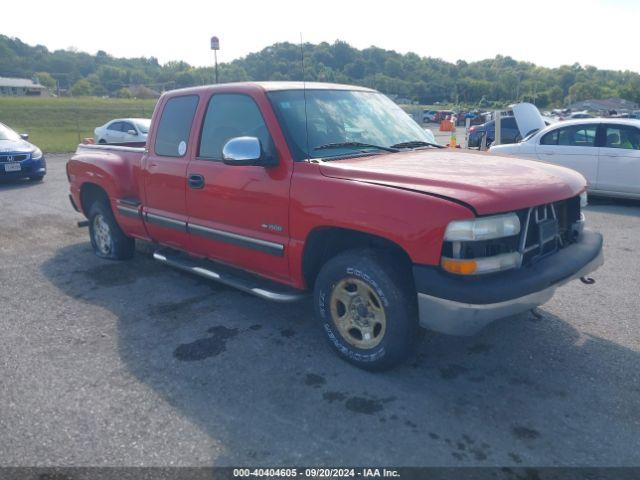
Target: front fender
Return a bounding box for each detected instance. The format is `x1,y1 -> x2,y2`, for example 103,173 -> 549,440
288,162 -> 474,286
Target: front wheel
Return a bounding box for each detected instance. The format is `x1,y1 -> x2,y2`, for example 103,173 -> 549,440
88,201 -> 135,260
314,249 -> 418,371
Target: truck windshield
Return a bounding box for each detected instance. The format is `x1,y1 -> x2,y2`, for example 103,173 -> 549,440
0,123 -> 20,141
268,89 -> 432,160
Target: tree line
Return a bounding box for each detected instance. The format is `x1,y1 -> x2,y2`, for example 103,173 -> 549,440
2,34 -> 640,107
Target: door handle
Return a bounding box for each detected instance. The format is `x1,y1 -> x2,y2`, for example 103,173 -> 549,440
188,173 -> 205,189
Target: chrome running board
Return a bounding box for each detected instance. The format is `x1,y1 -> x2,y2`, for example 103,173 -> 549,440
153,249 -> 307,303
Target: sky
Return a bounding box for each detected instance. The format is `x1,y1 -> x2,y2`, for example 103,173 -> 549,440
3,0 -> 639,72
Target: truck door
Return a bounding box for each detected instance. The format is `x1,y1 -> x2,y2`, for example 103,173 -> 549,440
141,94 -> 199,250
185,92 -> 292,282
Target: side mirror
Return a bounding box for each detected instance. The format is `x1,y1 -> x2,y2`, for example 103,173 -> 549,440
20,133 -> 29,141
222,136 -> 277,167
127,129 -> 138,136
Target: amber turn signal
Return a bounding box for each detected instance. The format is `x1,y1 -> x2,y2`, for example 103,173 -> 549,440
441,258 -> 478,275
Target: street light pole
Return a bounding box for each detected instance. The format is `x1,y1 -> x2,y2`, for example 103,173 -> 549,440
210,36 -> 220,84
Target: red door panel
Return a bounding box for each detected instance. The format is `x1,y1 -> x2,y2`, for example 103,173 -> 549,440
141,94 -> 200,250
185,91 -> 293,283
186,159 -> 291,281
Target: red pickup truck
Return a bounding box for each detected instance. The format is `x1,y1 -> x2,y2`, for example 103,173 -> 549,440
67,82 -> 603,370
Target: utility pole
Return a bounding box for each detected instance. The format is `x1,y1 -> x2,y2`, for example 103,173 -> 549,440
210,36 -> 220,84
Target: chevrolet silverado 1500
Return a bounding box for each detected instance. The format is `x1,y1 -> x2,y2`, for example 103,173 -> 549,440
66,82 -> 603,370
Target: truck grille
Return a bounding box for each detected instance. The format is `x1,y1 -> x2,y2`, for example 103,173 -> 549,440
0,154 -> 29,163
517,196 -> 582,266
440,195 -> 583,265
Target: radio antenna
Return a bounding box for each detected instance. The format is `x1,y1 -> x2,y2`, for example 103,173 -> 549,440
300,33 -> 310,161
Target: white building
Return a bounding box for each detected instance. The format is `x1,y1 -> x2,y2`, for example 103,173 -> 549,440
0,77 -> 47,96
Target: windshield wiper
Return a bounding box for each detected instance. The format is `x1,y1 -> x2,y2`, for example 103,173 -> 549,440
314,142 -> 399,153
390,140 -> 446,149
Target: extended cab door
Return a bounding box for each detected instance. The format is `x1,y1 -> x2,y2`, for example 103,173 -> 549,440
535,123 -> 599,187
596,123 -> 640,195
141,94 -> 199,250
185,92 -> 292,282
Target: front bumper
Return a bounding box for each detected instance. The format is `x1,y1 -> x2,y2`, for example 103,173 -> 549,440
0,157 -> 46,179
413,230 -> 603,335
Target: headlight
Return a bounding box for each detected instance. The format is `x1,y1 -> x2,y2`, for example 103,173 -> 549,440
31,148 -> 43,160
580,191 -> 588,208
444,212 -> 521,242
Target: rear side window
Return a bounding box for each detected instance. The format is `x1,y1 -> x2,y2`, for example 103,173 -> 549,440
198,94 -> 273,160
154,95 -> 199,157
107,121 -> 122,131
604,125 -> 640,150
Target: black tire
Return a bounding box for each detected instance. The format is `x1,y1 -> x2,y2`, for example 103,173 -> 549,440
87,200 -> 135,260
313,249 -> 418,371
98,139 -> 107,144
28,175 -> 44,182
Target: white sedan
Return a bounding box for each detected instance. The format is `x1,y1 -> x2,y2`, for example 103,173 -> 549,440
94,118 -> 150,145
489,118 -> 640,200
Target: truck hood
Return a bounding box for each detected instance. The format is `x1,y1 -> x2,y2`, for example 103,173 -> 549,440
319,150 -> 586,215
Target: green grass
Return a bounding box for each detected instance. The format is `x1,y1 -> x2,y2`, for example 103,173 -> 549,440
0,97 -> 158,152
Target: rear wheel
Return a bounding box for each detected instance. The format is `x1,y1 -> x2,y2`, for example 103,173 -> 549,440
88,201 -> 135,260
98,139 -> 107,144
313,249 -> 418,371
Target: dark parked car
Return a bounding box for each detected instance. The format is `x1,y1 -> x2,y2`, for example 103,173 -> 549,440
0,122 -> 46,182
467,116 -> 522,148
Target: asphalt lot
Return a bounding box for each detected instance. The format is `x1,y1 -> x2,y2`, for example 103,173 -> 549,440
1,154 -> 639,467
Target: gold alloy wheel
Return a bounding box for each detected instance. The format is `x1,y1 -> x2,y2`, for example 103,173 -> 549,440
329,277 -> 387,349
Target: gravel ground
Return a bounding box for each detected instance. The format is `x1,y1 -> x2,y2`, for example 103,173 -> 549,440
1,154 -> 639,467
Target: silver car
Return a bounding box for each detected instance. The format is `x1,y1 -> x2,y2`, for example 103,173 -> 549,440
94,118 -> 150,145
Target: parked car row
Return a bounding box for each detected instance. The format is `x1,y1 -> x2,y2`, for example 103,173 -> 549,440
423,109 -> 486,125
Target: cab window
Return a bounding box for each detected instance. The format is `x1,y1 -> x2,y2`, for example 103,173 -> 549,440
198,94 -> 273,161
154,95 -> 199,157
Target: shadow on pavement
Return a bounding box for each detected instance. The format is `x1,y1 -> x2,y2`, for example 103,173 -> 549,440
0,177 -> 45,191
40,242 -> 640,467
587,196 -> 640,217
